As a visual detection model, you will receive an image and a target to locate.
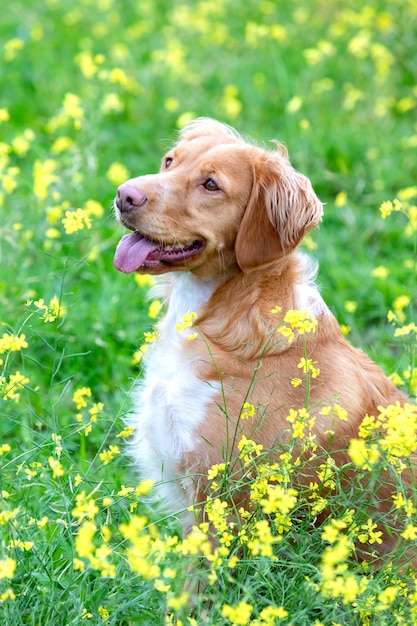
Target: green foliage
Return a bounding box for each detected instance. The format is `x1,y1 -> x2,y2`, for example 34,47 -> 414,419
0,0 -> 416,623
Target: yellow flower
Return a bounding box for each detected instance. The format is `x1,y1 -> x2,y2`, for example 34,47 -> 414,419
63,93 -> 84,127
164,97 -> 179,112
72,491 -> 99,522
377,586 -> 398,609
132,344 -> 148,365
99,445 -> 120,466
0,333 -> 28,354
0,508 -> 19,525
135,479 -> 154,497
0,588 -> 15,601
148,300 -> 162,319
144,330 -> 158,343
240,402 -> 255,419
357,519 -> 383,545
98,606 -> 109,620
0,444 -> 11,456
371,265 -> 390,279
297,357 -> 320,378
0,557 -> 16,579
344,300 -> 357,313
134,274 -> 156,289
106,162 -> 130,185
62,208 -> 92,234
246,519 -> 280,557
348,438 -> 380,470
0,108 -> 10,123
220,84 -> 242,119
48,456 -> 64,479
117,485 -> 135,497
378,402 -> 417,457
238,435 -> 263,462
108,67 -> 129,86
176,311 -> 197,332
84,199 -> 104,218
32,295 -> 64,323
4,38 -> 24,61
75,520 -> 96,559
401,523 -> 417,540
116,426 -> 135,438
221,601 -> 253,625
286,95 -> 303,114
73,387 -> 92,410
1,371 -> 29,402
101,93 -> 124,115
260,484 -> 298,516
258,606 -> 289,622
180,525 -> 212,557
176,112 -> 196,129
33,158 -> 57,199
277,309 -> 318,343
51,136 -> 74,154
167,592 -> 189,611
380,200 -> 394,218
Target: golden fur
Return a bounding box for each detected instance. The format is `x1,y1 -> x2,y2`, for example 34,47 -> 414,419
114,118 -> 415,566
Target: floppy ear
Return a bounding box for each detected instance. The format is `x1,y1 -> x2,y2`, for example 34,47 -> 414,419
235,149 -> 323,271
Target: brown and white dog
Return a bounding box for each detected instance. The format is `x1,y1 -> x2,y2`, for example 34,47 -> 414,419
113,118 -> 414,564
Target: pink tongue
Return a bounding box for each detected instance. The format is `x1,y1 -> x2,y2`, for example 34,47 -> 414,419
114,232 -> 159,273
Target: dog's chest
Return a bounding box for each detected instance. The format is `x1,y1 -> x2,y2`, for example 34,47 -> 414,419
132,274 -> 220,465
138,338 -> 214,458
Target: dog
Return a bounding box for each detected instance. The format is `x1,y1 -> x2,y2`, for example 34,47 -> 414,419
113,118 -> 415,565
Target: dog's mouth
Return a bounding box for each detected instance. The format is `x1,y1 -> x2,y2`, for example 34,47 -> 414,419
113,231 -> 205,273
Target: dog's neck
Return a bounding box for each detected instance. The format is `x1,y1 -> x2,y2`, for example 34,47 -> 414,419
163,271 -> 223,328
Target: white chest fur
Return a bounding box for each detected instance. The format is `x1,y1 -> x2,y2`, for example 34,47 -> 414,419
128,273 -> 221,513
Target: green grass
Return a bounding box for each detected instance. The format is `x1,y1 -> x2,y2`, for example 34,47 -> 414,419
0,0 -> 416,624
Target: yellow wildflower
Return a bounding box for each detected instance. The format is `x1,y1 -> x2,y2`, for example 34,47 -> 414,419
148,300 -> 162,319
348,438 -> 380,470
371,265 -> 390,279
401,523 -> 417,540
240,402 -> 255,419
48,456 -> 64,479
0,558 -> 16,579
73,387 -> 92,410
0,333 -> 28,354
176,311 -> 197,332
116,426 -> 135,438
62,208 -> 92,234
33,158 -> 57,199
99,445 -> 120,465
1,371 -> 29,402
221,601 -> 253,625
298,357 -> 320,378
72,491 -> 99,522
98,606 -> 109,620
238,435 -> 264,462
0,444 -> 11,456
106,162 -> 130,186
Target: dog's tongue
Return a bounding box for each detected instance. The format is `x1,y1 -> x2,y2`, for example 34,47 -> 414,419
114,232 -> 159,273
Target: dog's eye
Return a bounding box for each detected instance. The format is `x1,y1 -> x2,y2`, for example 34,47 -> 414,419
203,178 -> 219,191
164,157 -> 173,169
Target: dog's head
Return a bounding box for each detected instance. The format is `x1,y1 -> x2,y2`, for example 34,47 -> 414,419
113,118 -> 323,278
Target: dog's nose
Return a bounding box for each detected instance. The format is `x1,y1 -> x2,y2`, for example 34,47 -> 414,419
116,183 -> 148,213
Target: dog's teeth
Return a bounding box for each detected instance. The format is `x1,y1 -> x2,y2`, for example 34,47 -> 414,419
162,243 -> 188,251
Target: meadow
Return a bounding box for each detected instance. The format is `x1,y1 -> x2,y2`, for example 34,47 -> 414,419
0,0 -> 416,623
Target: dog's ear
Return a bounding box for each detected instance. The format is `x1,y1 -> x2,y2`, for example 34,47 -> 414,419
235,149 -> 323,271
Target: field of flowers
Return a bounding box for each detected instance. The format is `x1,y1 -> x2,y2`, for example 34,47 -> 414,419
0,0 -> 416,624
